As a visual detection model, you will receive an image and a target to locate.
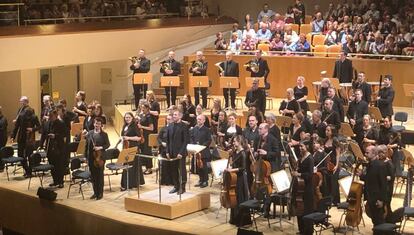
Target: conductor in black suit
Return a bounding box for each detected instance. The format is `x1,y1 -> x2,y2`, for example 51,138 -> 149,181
166,110 -> 189,194
245,78 -> 266,114
190,114 -> 212,188
218,51 -> 239,109
160,51 -> 181,108
130,49 -> 151,110
189,51 -> 208,108
245,50 -> 270,89
255,123 -> 281,172
333,51 -> 353,83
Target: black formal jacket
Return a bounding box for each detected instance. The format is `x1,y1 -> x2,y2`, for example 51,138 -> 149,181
0,115 -> 7,147
322,110 -> 341,130
352,81 -> 372,103
243,126 -> 259,145
85,130 -> 110,165
83,115 -> 95,132
219,60 -> 239,77
166,121 -> 189,158
269,124 -> 281,141
361,159 -> 387,203
347,99 -> 368,128
245,58 -> 270,80
333,58 -> 353,83
12,110 -> 40,143
245,88 -> 266,114
189,60 -> 208,76
254,134 -> 281,166
190,125 -> 212,161
322,95 -> 345,122
46,119 -> 67,154
130,57 -> 151,73
157,125 -> 168,156
377,86 -> 395,118
160,59 -> 181,76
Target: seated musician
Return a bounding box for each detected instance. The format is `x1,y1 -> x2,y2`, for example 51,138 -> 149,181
158,114 -> 174,186
318,78 -> 331,103
181,94 -> 196,127
243,114 -> 259,146
216,111 -> 228,148
224,113 -> 242,148
352,72 -> 372,104
245,78 -> 266,115
190,115 -> 212,188
279,88 -> 300,118
265,112 -> 281,141
310,110 -> 327,140
196,104 -> 209,128
360,114 -> 378,152
322,98 -> 341,130
255,123 -> 281,172
347,89 -> 368,135
291,140 -> 315,235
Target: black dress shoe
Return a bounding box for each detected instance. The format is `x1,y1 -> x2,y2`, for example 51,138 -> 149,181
177,188 -> 186,195
24,174 -> 33,178
120,187 -> 127,192
96,195 -> 103,200
90,194 -> 97,200
58,184 -> 64,188
169,188 -> 178,194
200,182 -> 208,188
194,182 -> 202,187
49,183 -> 57,187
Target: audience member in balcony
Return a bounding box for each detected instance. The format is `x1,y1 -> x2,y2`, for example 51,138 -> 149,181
342,35 -> 355,54
228,33 -> 241,55
61,4 -> 71,23
380,14 -> 396,35
338,24 -> 353,44
352,16 -> 364,35
324,24 -> 338,46
396,25 -> 412,49
355,33 -> 369,54
270,13 -> 285,33
259,15 -> 271,29
256,23 -> 272,43
244,14 -> 254,27
369,33 -> 385,55
363,3 -> 380,21
214,32 -> 227,51
68,2 -> 82,21
294,0 -> 305,24
340,15 -> 352,30
295,34 -> 311,53
324,3 -> 336,21
312,5 -> 321,19
230,23 -> 243,41
285,6 -> 295,24
336,5 -> 349,23
241,34 -> 256,53
383,35 -> 399,57
242,22 -> 256,40
257,3 -> 275,23
270,34 -> 284,52
283,35 -> 296,53
284,24 -> 299,44
325,15 -> 337,33
136,2 -> 147,18
311,12 -> 325,35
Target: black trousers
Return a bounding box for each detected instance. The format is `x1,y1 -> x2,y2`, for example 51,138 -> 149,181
165,87 -> 177,108
50,150 -> 65,185
17,142 -> 34,175
89,160 -> 105,197
368,200 -> 385,227
223,88 -> 236,108
133,84 -> 148,109
171,156 -> 187,190
197,158 -> 209,183
327,167 -> 341,204
298,215 -> 313,235
194,87 -> 208,108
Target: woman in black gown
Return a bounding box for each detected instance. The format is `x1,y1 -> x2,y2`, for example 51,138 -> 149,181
323,125 -> 341,205
120,112 -> 145,191
138,103 -> 154,175
294,76 -> 309,115
289,112 -> 306,157
181,94 -> 196,127
215,110 -> 228,148
228,135 -> 252,226
146,90 -> 160,133
312,138 -> 328,196
210,98 -> 222,132
224,113 -> 243,148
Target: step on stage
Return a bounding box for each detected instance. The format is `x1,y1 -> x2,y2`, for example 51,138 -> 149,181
125,188 -> 210,219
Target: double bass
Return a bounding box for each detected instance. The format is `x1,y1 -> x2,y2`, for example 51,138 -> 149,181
250,138 -> 272,196
345,160 -> 365,227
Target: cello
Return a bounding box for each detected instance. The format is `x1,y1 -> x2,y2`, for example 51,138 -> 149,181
250,138 -> 272,196
345,160 -> 365,227
312,150 -> 333,209
288,146 -> 305,216
220,149 -> 238,209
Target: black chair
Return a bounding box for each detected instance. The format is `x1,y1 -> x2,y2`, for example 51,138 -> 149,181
393,112 -> 408,132
401,207 -> 414,233
67,157 -> 91,200
239,187 -> 271,231
303,196 -> 336,235
0,146 -> 24,181
372,223 -> 401,235
103,148 -> 120,191
269,191 -> 290,227
27,152 -> 54,190
336,201 -> 350,228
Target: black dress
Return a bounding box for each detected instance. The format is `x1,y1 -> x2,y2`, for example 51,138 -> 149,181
158,125 -> 173,186
294,86 -> 309,113
149,100 -> 160,132
313,150 -> 328,196
324,137 -> 341,204
140,113 -> 154,169
279,99 -> 300,118
183,103 -> 196,127
290,125 -> 305,157
296,154 -> 314,235
120,123 -> 145,188
229,150 -> 252,226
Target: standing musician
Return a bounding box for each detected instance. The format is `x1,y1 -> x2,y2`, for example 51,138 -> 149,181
245,50 -> 270,88
158,114 -> 173,186
120,112 -> 145,191
138,103 -> 154,175
255,123 -> 281,172
351,72 -> 372,104
210,98 -> 222,131
333,51 -> 353,83
83,105 -> 96,133
360,145 -> 387,227
146,90 -> 160,132
224,113 -> 242,147
244,78 -> 266,115
11,104 -> 40,178
310,110 -> 327,139
347,89 -> 368,135
324,125 -> 341,205
72,91 -> 87,117
160,51 -> 181,107
360,114 -> 379,151
189,51 -> 208,108
294,76 -> 309,115
376,75 -> 395,118
227,135 -> 252,226
166,110 -> 189,195
322,98 -> 341,130
181,94 -> 196,127
265,113 -> 281,141
288,113 -> 307,158
217,51 -> 239,109
215,111 -> 228,148
292,140 -> 315,235
40,95 -> 54,148
279,88 -> 300,118
313,139 -> 328,196
324,86 -> 345,122
129,49 -> 151,110
377,144 -> 395,221
377,116 -> 402,178
84,118 -> 110,200
190,115 -> 212,188
318,78 -> 331,103
46,110 -> 67,188
243,115 -> 259,145
196,105 -> 210,128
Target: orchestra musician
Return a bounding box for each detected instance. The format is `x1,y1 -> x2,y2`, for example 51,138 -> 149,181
377,116 -> 402,179
279,88 -> 300,118
360,145 -> 387,227
0,107 -> 7,172
217,51 -> 239,109
158,114 -> 173,186
146,90 -> 160,132
181,94 -> 196,127
166,110 -> 189,194
224,113 -> 242,147
39,95 -> 54,149
83,105 -> 96,133
321,98 -> 341,130
376,75 -> 395,118
94,104 -> 107,126
196,104 -> 210,128
245,78 -> 266,115
72,91 -> 87,117
377,144 -> 395,221
84,118 -> 109,200
347,89 -> 368,134
215,111 -> 228,148
289,112 -> 307,158
245,50 -> 270,89
210,98 -> 222,133
227,135 -> 252,226
318,77 -> 331,103
45,110 -> 67,188
138,103 -> 154,175
265,112 -> 281,141
351,72 -> 372,104
190,115 -> 212,188
323,125 -> 341,205
129,49 -> 151,110
333,51 -> 353,83
120,112 -> 145,191
189,51 -> 208,108
292,140 -> 315,235
160,51 -> 181,107
294,76 -> 309,115
243,115 -> 259,145
313,138 -> 328,196
361,114 -> 379,151
324,86 -> 345,122
310,110 -> 327,139
255,123 -> 281,172
245,106 -> 264,127
11,99 -> 40,178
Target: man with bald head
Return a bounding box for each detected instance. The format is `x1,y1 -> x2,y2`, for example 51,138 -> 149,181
255,123 -> 281,172
190,114 -> 212,188
160,51 -> 181,107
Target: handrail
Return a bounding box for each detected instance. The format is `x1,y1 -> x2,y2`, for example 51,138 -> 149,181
0,2 -> 24,26
0,3 -> 24,7
202,49 -> 414,60
23,13 -> 180,26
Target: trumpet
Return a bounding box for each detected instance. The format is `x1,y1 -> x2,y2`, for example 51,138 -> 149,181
244,60 -> 259,73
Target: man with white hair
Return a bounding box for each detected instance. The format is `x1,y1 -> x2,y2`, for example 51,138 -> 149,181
256,23 -> 272,42
160,51 -> 181,107
190,114 -> 211,188
130,49 -> 151,110
217,51 -> 239,109
189,51 -> 208,108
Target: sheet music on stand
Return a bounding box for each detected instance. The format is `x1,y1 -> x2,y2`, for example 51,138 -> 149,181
187,144 -> 206,154
271,170 -> 292,193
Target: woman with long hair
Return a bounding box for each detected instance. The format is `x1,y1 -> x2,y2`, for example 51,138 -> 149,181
146,90 -> 160,133
324,125 -> 341,205
138,102 -> 154,175
181,94 -> 196,127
